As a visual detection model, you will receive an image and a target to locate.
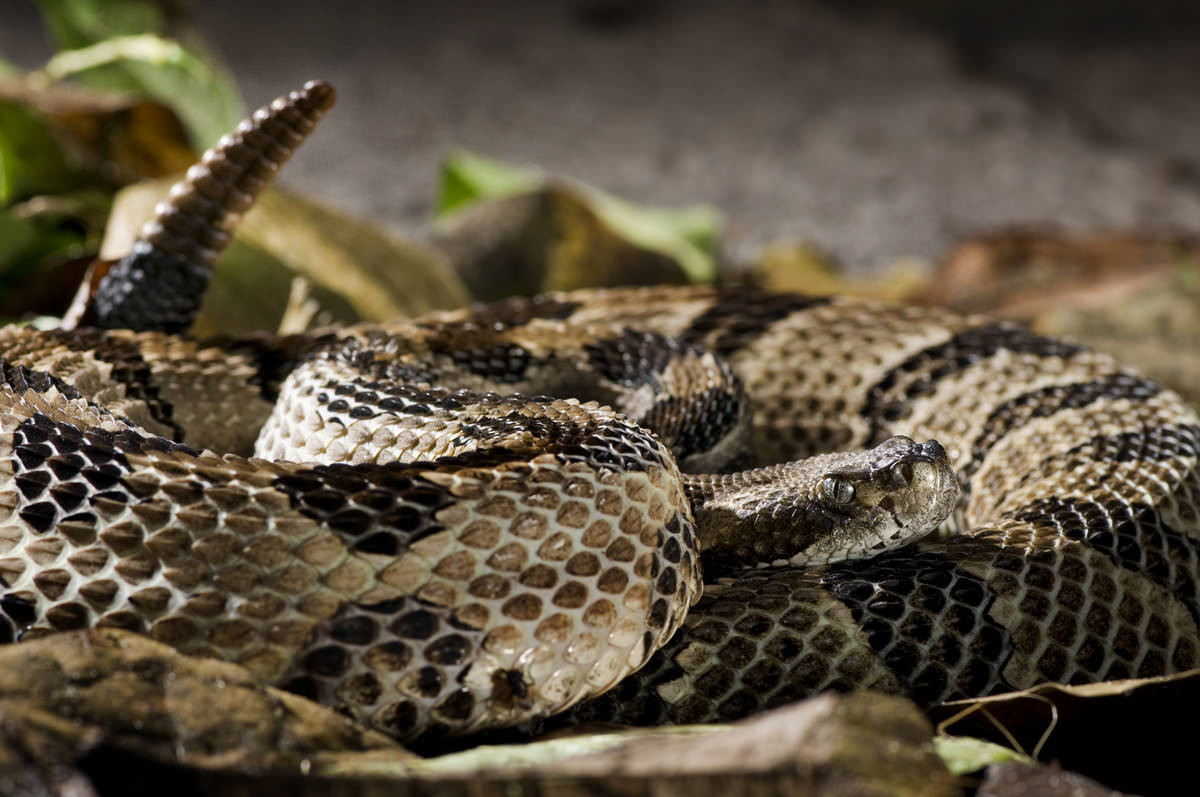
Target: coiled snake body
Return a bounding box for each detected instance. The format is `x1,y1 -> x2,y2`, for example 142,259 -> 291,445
2,82 -> 1199,744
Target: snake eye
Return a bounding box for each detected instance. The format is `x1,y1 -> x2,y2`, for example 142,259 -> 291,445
821,476 -> 855,504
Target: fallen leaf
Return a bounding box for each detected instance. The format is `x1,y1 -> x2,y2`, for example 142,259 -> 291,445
583,185 -> 721,284
0,192 -> 109,315
0,76 -> 198,185
237,188 -> 470,325
0,628 -> 400,776
912,228 -> 1200,411
436,149 -> 540,218
919,228 -> 1194,319
928,669 -> 1200,795
33,0 -> 244,149
315,692 -> 955,797
1029,261 -> 1200,408
318,726 -> 725,778
36,33 -> 244,150
933,735 -> 1030,776
435,151 -> 722,297
979,762 -> 1135,797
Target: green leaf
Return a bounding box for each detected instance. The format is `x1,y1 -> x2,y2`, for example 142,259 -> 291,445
933,736 -> 1031,776
1177,258 -> 1200,291
0,190 -> 107,291
0,205 -> 89,299
32,0 -> 243,149
436,150 -> 542,218
37,33 -> 244,149
18,315 -> 65,330
584,187 -> 721,284
0,100 -> 79,204
0,211 -> 40,267
437,150 -> 722,285
34,0 -> 166,50
0,58 -> 19,78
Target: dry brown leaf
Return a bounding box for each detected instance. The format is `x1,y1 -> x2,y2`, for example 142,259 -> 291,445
0,632 -> 955,797
929,669 -> 1200,795
312,691 -> 954,797
0,630 -> 400,769
979,762 -> 1134,797
919,228 -> 1196,319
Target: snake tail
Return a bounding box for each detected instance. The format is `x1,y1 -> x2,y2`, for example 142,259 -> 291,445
75,80 -> 336,333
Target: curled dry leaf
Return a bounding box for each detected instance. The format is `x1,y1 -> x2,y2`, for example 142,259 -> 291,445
929,669 -> 1200,795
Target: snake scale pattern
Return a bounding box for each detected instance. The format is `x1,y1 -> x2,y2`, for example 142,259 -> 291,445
2,82 -> 1200,746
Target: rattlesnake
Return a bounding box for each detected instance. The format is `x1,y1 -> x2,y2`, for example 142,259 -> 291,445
2,82 -> 1198,746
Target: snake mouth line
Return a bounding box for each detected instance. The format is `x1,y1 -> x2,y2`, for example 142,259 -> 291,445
878,470 -> 958,537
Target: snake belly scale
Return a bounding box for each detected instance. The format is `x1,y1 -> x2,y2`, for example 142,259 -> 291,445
1,81 -> 1199,744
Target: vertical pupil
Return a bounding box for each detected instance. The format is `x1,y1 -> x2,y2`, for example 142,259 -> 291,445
823,477 -> 852,503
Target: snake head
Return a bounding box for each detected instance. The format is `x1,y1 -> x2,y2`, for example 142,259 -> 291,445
692,434 -> 960,573
792,436 -> 959,565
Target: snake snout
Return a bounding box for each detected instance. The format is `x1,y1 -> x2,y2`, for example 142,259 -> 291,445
873,440 -> 958,534
917,440 -> 946,461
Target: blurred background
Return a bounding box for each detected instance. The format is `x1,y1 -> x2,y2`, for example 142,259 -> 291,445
1,0 -> 1198,400
7,0 -> 1200,265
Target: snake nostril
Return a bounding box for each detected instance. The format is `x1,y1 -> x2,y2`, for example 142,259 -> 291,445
922,441 -> 946,460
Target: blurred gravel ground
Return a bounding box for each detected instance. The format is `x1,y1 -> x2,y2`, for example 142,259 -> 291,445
3,0 -> 1199,272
